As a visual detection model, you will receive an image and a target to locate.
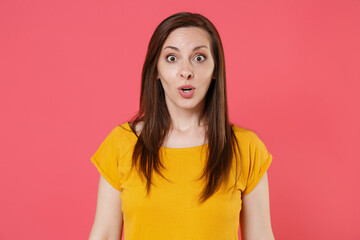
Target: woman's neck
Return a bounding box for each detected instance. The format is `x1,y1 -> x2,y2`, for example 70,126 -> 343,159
166,98 -> 206,132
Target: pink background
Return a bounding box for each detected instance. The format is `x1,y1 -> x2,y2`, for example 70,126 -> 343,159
1,0 -> 359,239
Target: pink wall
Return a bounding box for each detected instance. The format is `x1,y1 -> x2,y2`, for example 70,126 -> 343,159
1,0 -> 359,239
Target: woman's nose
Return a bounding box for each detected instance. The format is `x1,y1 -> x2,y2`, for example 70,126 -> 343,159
180,62 -> 194,80
180,71 -> 193,80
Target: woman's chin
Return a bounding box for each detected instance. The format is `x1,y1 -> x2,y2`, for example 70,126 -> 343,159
164,96 -> 205,112
175,100 -> 203,111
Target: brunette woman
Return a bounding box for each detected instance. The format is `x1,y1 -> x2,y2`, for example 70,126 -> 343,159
89,12 -> 275,240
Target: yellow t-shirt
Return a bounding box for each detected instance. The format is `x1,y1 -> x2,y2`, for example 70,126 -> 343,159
90,122 -> 273,240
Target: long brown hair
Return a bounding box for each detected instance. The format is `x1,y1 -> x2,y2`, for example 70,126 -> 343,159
128,12 -> 241,204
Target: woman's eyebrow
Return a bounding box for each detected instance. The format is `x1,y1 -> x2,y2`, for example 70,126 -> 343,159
163,45 -> 208,51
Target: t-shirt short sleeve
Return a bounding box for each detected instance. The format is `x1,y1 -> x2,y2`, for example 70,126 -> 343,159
90,127 -> 123,191
242,132 -> 273,196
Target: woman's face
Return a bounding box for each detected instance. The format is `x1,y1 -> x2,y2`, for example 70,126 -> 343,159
157,27 -> 215,113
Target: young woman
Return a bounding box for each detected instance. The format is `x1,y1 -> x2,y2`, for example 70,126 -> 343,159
89,12 -> 274,240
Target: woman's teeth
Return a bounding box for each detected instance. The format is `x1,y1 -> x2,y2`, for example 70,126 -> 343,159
182,88 -> 192,92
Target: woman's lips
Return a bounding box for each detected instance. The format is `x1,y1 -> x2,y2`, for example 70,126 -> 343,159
177,85 -> 195,98
178,88 -> 195,98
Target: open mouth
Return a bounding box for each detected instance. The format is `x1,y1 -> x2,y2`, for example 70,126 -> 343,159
177,85 -> 195,98
181,88 -> 192,93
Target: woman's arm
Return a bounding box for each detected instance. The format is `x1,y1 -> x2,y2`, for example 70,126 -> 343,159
89,175 -> 123,240
240,172 -> 275,240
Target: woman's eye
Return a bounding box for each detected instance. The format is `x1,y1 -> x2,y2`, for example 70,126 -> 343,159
194,55 -> 206,62
166,55 -> 177,62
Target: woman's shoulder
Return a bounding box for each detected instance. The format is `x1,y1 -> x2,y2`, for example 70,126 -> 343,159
116,121 -> 138,134
231,123 -> 255,137
102,121 -> 139,150
231,123 -> 265,146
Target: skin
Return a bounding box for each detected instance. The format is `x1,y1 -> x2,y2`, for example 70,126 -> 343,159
89,175 -> 123,240
156,27 -> 215,147
241,173 -> 275,240
89,27 -> 275,240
